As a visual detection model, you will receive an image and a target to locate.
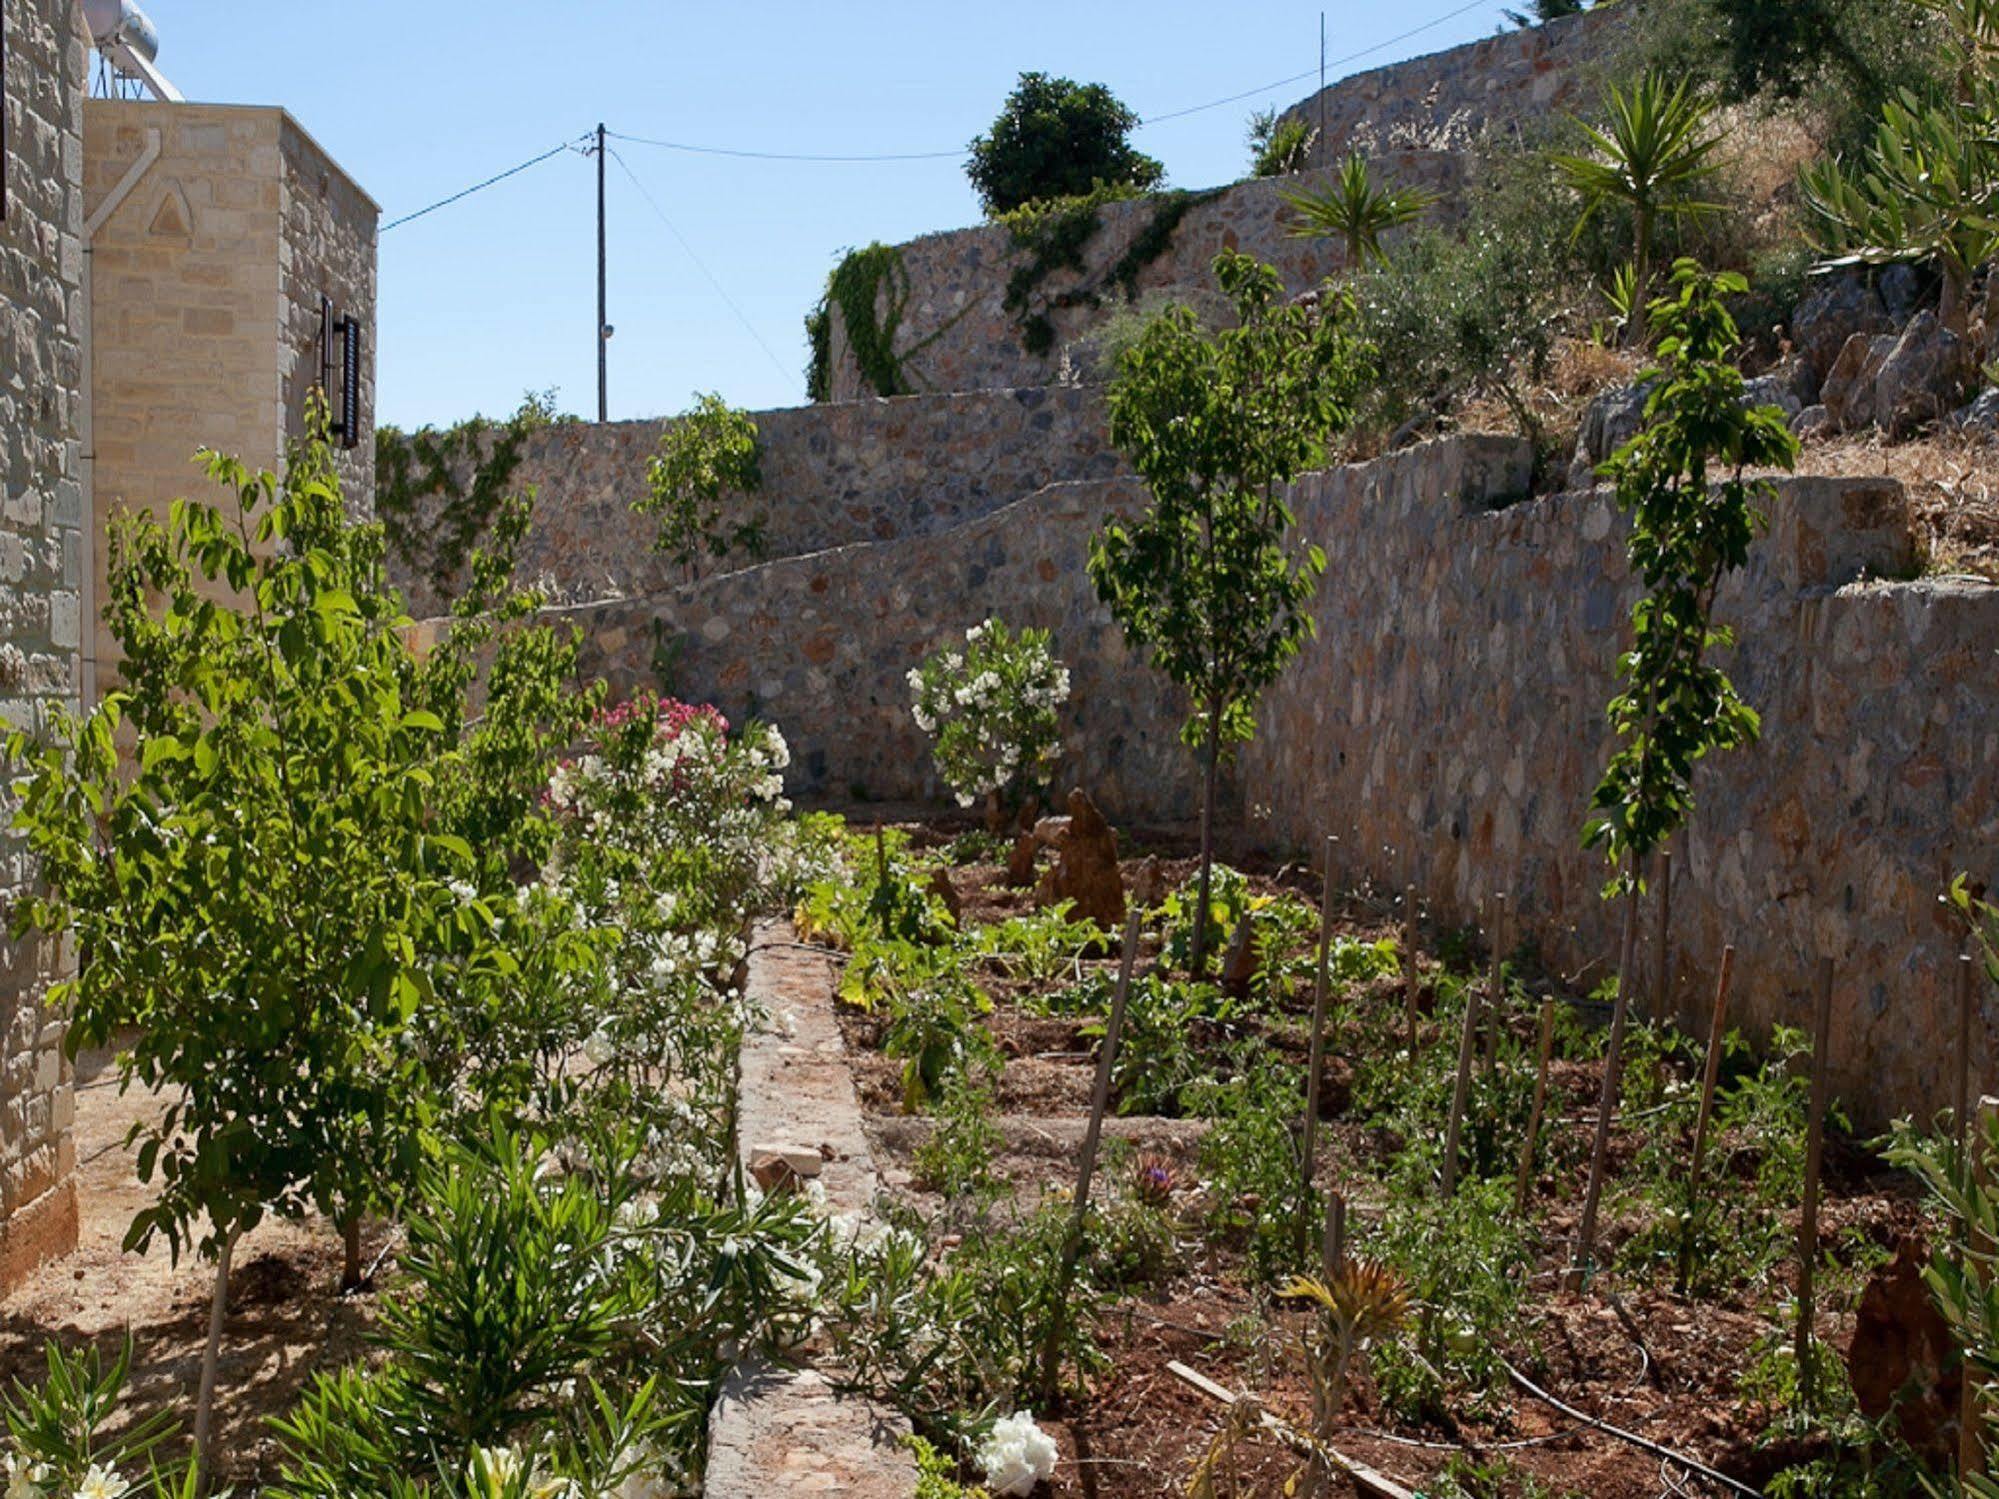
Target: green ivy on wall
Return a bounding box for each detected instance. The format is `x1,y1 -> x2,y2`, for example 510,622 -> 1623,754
806,242 -> 912,401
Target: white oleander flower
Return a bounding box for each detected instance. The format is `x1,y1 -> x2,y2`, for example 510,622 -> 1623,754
75,1467 -> 129,1499
582,1024 -> 616,1068
977,1412 -> 1059,1496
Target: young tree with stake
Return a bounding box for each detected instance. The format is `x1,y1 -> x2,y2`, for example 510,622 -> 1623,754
1569,262 -> 1798,1286
1091,251 -> 1370,973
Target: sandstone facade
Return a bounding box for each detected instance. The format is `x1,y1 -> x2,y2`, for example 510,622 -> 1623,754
0,0 -> 85,1293
547,435 -> 1998,1128
386,384 -> 1121,618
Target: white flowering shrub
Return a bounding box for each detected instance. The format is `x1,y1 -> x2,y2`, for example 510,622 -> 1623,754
908,618 -> 1069,821
977,1412 -> 1060,1496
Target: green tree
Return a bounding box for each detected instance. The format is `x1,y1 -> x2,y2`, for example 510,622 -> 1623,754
1550,74 -> 1723,344
1283,154 -> 1438,271
1505,0 -> 1586,26
1091,251 -> 1370,973
633,393 -> 766,580
7,408 -> 585,1482
1569,263 -> 1800,1282
967,72 -> 1164,217
1247,108 -> 1317,178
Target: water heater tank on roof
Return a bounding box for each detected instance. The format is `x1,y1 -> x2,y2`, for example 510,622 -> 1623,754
80,0 -> 184,103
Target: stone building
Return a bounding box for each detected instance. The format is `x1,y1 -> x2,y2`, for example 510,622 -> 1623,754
0,0 -> 86,1295
1,4 -> 378,1293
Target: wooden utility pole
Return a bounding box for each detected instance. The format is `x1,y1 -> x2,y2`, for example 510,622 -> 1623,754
596,122 -> 608,423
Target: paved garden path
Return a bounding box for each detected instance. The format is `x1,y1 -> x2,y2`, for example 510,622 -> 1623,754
703,921 -> 915,1497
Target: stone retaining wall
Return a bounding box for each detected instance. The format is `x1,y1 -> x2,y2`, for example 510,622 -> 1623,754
1280,7 -> 1627,162
0,0 -> 85,1294
1248,447 -> 1998,1129
546,434 -> 1999,1126
386,385 -> 1118,618
822,152 -> 1468,404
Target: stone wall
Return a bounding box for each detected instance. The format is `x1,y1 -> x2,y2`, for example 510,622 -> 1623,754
1247,444 -> 1998,1129
546,433 -> 1999,1127
1280,7 -> 1627,162
387,385 -> 1120,618
0,0 -> 84,1294
84,101 -> 377,694
822,152 -> 1467,403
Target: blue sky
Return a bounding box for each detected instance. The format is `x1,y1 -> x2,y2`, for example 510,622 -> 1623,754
134,1 -> 1525,429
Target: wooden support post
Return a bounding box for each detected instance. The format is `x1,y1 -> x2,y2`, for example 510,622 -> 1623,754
1322,1192 -> 1347,1284
1960,1092 -> 1995,1488
1482,894 -> 1507,1079
1299,836 -> 1339,1261
1653,848 -> 1673,1020
1442,955 -> 1484,1200
1797,957 -> 1836,1415
1569,870 -> 1644,1291
1959,953 -> 1978,1153
1040,906 -> 1145,1402
1515,998 -> 1558,1215
1676,944 -> 1736,1297
1402,885 -> 1420,1057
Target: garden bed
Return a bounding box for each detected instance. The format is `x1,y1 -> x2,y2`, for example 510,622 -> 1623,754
806,815 -> 1935,1499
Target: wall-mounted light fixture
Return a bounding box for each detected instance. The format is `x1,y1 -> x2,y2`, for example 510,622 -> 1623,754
318,292 -> 362,450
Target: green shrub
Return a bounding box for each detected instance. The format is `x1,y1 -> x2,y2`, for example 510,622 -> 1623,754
967,72 -> 1163,217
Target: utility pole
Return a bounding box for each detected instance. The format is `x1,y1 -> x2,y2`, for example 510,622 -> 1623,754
596,121 -> 608,423
1318,14 -> 1328,167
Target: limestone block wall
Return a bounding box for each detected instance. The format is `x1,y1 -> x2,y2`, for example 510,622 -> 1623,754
84,101 -> 377,694
1280,7 -> 1626,161
822,152 -> 1467,403
387,385 -> 1120,618
553,432 -> 1997,1126
0,0 -> 85,1293
1248,447 -> 1998,1129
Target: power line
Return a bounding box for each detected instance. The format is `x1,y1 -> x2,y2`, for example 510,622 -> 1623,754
379,133 -> 593,235
606,129 -> 962,164
604,146 -> 799,394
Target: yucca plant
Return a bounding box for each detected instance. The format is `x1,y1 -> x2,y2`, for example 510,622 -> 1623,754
1281,1260 -> 1410,1497
1283,153 -> 1439,271
1801,85 -> 1999,335
1550,74 -> 1723,345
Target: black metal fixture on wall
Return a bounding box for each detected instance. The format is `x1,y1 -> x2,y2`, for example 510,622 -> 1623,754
318,291 -> 363,450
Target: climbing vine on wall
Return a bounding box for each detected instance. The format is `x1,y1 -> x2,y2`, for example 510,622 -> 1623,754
1002,188 -> 1220,357
374,390 -> 568,596
806,242 -> 912,401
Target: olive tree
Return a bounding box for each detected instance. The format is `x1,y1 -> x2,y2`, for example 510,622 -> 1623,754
1091,251 -> 1370,972
1569,262 -> 1799,1283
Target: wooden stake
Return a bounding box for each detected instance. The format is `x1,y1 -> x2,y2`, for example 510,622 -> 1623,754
1797,957 -> 1836,1414
1569,869 -> 1644,1291
1322,1191 -> 1347,1283
1402,884 -> 1420,1057
1960,1092 -> 1996,1486
1653,848 -> 1673,1021
1442,959 -> 1485,1200
1040,905 -> 1145,1402
1959,953 -> 1978,1153
1482,894 -> 1508,1079
1299,836 -> 1339,1261
1515,998 -> 1558,1215
1166,1361 -> 1418,1499
1675,944 -> 1736,1297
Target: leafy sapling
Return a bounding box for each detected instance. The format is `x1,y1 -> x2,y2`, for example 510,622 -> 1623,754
1570,261 -> 1800,1284
634,392 -> 766,580
1092,250 -> 1370,972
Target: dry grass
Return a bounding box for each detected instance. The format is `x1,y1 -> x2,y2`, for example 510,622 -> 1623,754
1799,427 -> 1999,580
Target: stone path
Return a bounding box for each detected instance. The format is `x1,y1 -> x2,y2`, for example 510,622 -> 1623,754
703,921 -> 914,1498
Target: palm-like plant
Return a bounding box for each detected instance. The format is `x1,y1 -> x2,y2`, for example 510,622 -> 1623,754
1283,153 -> 1438,271
1550,74 -> 1723,345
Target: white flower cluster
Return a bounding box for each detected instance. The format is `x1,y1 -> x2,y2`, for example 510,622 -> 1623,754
4,1456 -> 130,1499
976,1412 -> 1060,1496
907,618 -> 1069,812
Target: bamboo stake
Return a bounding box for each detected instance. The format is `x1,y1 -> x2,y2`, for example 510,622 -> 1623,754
1299,836 -> 1339,1261
1960,1092 -> 1995,1487
1653,848 -> 1673,1019
1569,870 -> 1644,1291
1039,905 -> 1145,1403
1797,957 -> 1836,1414
1675,944 -> 1736,1297
1482,894 -> 1508,1079
1441,959 -> 1484,1200
1402,884 -> 1420,1056
1515,998 -> 1558,1214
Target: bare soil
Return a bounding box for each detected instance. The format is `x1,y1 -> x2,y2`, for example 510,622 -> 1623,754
0,1045 -> 387,1488
837,821 -> 1926,1499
